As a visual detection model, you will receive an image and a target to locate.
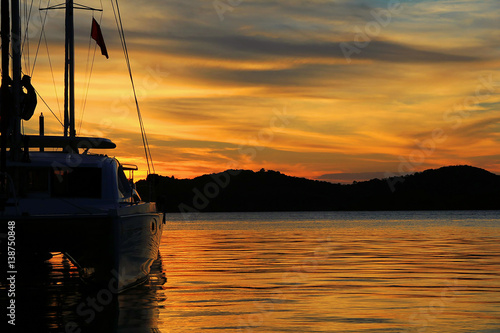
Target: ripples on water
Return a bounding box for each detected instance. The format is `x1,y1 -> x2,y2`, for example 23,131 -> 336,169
2,211 -> 500,332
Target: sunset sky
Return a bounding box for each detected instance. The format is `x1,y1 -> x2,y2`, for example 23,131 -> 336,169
21,0 -> 500,182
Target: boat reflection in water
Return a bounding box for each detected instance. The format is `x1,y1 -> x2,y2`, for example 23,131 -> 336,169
12,252 -> 166,332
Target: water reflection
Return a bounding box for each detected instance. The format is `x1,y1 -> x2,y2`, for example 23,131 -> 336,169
7,253 -> 166,332
2,211 -> 500,332
160,211 -> 500,333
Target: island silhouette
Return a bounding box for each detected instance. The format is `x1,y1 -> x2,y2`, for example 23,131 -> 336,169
136,165 -> 500,212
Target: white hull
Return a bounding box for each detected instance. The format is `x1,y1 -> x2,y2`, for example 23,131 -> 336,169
1,153 -> 164,291
114,204 -> 164,291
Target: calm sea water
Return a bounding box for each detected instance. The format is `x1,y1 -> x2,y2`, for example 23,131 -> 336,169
4,211 -> 500,332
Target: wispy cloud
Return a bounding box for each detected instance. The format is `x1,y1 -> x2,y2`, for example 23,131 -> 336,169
24,0 -> 500,179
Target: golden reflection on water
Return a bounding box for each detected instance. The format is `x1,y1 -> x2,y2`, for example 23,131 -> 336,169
159,213 -> 500,333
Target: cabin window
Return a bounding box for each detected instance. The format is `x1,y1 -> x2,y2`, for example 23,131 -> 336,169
11,167 -> 50,196
27,168 -> 50,192
117,165 -> 132,198
51,167 -> 102,198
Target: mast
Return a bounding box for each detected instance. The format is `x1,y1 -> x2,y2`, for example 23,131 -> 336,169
11,0 -> 21,157
1,0 -> 21,161
1,0 -> 9,92
1,0 -> 10,195
38,2 -> 102,141
64,0 -> 75,138
1,0 -> 22,205
39,0 -> 100,139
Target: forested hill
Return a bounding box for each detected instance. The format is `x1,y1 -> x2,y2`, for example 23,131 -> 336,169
136,165 -> 500,213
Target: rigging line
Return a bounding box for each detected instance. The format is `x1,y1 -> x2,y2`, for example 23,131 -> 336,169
32,1 -> 62,121
30,0 -> 51,76
28,0 -> 32,75
116,0 -> 155,175
21,0 -> 34,75
26,0 -> 29,75
35,88 -> 64,127
22,1 -> 27,73
109,1 -> 124,49
43,27 -> 62,122
22,0 -> 27,73
111,0 -> 155,175
30,0 -> 43,75
78,11 -> 101,135
79,12 -> 95,134
79,41 -> 97,133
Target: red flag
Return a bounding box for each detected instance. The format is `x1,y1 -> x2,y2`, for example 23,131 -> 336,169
91,18 -> 109,59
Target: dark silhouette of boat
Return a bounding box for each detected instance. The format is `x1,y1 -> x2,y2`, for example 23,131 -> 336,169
0,0 -> 164,291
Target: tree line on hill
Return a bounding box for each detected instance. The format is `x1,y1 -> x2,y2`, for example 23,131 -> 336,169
136,165 -> 500,213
